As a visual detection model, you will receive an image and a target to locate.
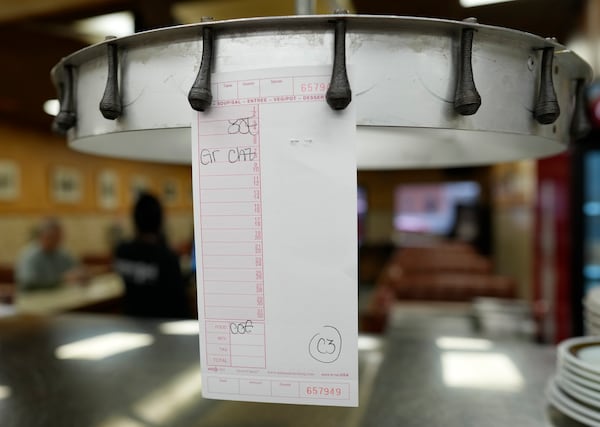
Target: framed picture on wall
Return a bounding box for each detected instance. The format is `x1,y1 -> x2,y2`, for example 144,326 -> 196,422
130,175 -> 150,203
97,170 -> 119,210
52,166 -> 82,204
0,160 -> 19,201
162,178 -> 179,205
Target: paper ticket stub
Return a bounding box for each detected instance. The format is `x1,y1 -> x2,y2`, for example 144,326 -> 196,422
191,67 -> 358,406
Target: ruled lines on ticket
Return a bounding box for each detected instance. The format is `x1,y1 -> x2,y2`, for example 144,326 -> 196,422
196,102 -> 266,369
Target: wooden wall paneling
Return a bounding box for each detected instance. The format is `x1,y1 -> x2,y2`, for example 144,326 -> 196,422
0,123 -> 193,215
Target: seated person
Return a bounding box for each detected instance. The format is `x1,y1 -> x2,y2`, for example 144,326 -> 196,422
114,192 -> 189,318
16,218 -> 87,291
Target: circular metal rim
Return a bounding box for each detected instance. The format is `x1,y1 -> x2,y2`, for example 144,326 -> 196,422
51,13 -> 594,169
67,126 -> 566,169
51,14 -> 592,82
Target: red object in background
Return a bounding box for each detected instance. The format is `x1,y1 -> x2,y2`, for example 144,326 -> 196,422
534,153 -> 572,343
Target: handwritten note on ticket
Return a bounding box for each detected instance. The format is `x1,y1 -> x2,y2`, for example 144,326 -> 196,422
191,67 -> 358,407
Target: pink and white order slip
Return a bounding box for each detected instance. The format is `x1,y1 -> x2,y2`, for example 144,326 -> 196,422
191,67 -> 359,406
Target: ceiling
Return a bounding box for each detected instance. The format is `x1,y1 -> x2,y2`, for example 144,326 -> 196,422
0,0 -> 587,133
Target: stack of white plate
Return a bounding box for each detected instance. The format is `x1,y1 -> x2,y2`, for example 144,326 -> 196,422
584,288 -> 600,336
547,336 -> 600,426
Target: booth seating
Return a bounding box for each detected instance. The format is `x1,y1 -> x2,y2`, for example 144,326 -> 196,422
360,244 -> 517,333
0,265 -> 14,283
376,244 -> 516,302
81,254 -> 113,270
0,265 -> 15,307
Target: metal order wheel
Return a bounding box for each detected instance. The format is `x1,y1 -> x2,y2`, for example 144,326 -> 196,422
51,14 -> 592,169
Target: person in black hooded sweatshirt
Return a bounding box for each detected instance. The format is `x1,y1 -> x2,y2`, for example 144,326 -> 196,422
114,192 -> 189,318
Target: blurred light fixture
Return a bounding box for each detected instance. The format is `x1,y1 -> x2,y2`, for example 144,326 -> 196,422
460,0 -> 516,7
43,99 -> 59,116
0,385 -> 11,400
441,352 -> 524,390
72,12 -> 135,43
436,336 -> 493,351
159,320 -> 199,335
55,332 -> 154,360
358,335 -> 384,351
132,367 -> 202,424
94,415 -> 147,427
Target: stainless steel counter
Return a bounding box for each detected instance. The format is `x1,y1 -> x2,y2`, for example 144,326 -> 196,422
0,305 -> 583,427
367,304 -> 563,427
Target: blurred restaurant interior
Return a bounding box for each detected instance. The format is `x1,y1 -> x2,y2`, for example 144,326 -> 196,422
3,0 -> 600,426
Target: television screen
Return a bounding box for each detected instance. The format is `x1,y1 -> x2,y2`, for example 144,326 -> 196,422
394,181 -> 480,236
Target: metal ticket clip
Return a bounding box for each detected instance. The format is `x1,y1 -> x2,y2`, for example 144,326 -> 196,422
50,14 -> 593,169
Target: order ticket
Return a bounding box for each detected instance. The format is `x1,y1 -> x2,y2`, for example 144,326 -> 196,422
191,66 -> 358,407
